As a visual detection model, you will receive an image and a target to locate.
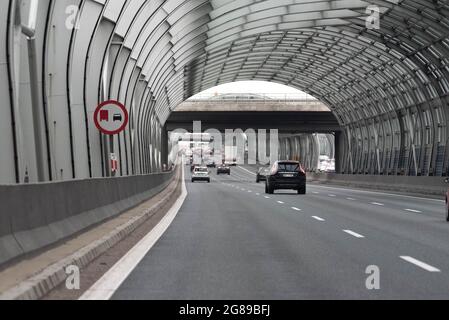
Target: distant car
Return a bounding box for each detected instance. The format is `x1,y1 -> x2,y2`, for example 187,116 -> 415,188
206,160 -> 217,168
265,161 -> 306,195
224,158 -> 238,167
256,167 -> 271,183
444,178 -> 449,222
217,164 -> 231,175
192,167 -> 211,183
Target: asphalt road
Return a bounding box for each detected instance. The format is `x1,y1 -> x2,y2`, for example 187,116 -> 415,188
112,166 -> 449,300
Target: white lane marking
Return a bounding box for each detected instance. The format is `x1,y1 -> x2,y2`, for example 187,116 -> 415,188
292,207 -> 302,211
237,166 -> 257,176
264,196 -> 271,199
343,230 -> 365,238
347,198 -> 356,201
313,192 -> 320,194
328,194 -> 336,197
248,190 -> 252,193
309,184 -> 444,203
312,216 -> 325,222
404,209 -> 422,213
277,201 -> 285,204
371,202 -> 384,206
80,165 -> 188,300
241,188 -> 246,191
400,256 -> 441,272
256,193 -> 260,196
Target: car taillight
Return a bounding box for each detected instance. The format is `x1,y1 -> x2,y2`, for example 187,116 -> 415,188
298,165 -> 306,176
270,164 -> 278,175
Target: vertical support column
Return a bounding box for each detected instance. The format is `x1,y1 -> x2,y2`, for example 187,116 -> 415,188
335,131 -> 342,174
22,23 -> 47,182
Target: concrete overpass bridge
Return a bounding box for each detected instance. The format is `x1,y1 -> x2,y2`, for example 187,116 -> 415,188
167,99 -> 340,133
165,98 -> 341,171
1,0 -> 449,301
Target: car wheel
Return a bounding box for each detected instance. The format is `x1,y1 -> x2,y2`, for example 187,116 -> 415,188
298,185 -> 307,195
191,179 -> 195,183
268,187 -> 275,194
446,198 -> 449,222
256,178 -> 260,183
265,183 -> 269,194
208,179 -> 211,183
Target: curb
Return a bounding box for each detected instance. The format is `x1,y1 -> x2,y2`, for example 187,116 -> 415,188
0,170 -> 181,300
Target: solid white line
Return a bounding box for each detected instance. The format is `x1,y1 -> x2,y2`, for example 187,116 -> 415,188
291,207 -> 302,211
343,230 -> 365,238
277,201 -> 285,204
404,209 -> 422,213
400,256 -> 441,272
80,166 -> 188,300
237,166 -> 257,176
310,184 -> 445,203
312,216 -> 325,222
371,202 -> 384,206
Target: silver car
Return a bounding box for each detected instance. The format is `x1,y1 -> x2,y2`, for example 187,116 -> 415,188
192,167 -> 211,183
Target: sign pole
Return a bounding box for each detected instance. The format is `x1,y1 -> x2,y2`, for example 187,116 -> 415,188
102,133 -> 110,177
109,134 -> 116,177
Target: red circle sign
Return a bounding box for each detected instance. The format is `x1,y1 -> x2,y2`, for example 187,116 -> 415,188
94,100 -> 129,135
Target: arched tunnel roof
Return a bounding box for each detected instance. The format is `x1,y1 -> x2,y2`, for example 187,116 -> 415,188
88,0 -> 449,126
2,0 -> 449,182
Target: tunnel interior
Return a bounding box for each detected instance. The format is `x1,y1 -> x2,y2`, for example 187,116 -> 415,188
1,0 -> 449,184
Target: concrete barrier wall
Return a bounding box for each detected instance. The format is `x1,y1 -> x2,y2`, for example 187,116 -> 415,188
308,173 -> 448,197
0,170 -> 175,266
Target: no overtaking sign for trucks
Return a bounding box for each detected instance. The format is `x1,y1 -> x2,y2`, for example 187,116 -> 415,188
94,100 -> 129,135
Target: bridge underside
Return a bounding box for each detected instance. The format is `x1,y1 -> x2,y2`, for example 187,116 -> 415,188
166,111 -> 340,134
1,1 -> 449,184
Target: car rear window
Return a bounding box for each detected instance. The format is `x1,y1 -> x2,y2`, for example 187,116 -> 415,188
277,163 -> 300,172
195,168 -> 208,172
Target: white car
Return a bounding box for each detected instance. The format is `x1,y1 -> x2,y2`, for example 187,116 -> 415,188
192,167 -> 211,183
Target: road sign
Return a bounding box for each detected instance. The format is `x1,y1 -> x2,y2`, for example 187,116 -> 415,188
94,100 -> 129,135
110,153 -> 118,173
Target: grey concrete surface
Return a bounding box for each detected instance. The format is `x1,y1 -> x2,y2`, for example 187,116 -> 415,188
112,166 -> 449,300
0,170 -> 175,266
308,173 -> 449,197
175,100 -> 330,112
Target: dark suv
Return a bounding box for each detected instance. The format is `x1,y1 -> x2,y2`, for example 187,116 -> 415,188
265,161 -> 306,195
